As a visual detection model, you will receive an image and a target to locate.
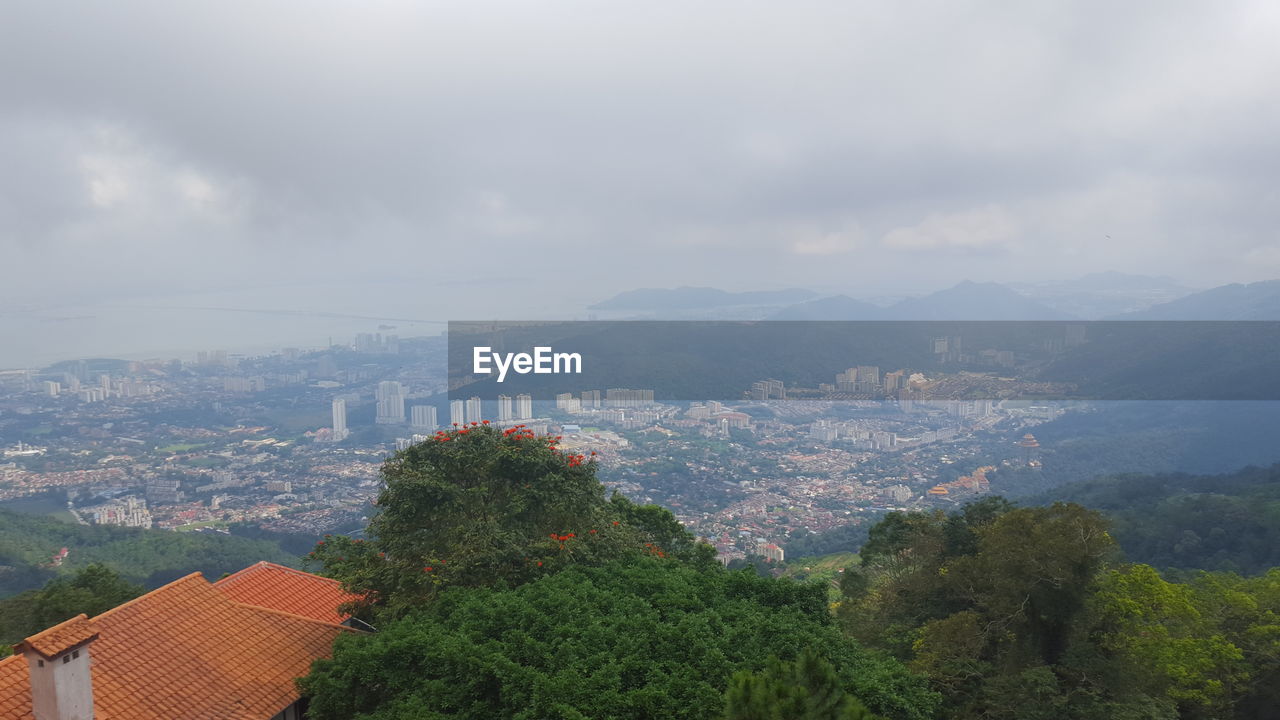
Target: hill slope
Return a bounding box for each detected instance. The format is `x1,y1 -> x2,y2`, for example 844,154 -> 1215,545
0,508 -> 298,597
883,280 -> 1072,320
1112,279 -> 1280,319
1042,463 -> 1280,575
590,286 -> 817,312
769,294 -> 886,320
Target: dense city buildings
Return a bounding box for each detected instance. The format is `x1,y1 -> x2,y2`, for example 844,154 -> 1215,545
0,332 -> 1063,566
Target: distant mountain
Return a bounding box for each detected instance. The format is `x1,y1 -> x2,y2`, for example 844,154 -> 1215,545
1010,272 -> 1195,318
1061,271 -> 1189,293
883,281 -> 1072,320
1111,279 -> 1280,320
769,295 -> 885,320
767,281 -> 1069,320
589,287 -> 817,312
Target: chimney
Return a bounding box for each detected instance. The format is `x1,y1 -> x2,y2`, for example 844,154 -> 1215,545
15,614 -> 98,720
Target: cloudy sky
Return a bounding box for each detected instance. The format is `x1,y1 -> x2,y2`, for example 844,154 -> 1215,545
3,1 -> 1279,316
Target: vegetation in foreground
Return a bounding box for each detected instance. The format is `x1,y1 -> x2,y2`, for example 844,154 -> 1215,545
301,423 -> 936,719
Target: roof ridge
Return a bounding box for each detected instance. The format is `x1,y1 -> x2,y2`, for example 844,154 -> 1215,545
20,613 -> 90,643
232,602 -> 362,632
91,571 -> 208,621
214,561 -> 345,588
18,614 -> 99,658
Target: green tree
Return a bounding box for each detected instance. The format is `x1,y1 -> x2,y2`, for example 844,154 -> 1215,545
1082,564 -> 1250,717
308,424 -> 712,618
945,502 -> 1118,667
299,559 -> 937,720
724,648 -> 883,720
29,564 -> 143,630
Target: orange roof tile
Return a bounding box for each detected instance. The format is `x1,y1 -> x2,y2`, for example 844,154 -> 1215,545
214,561 -> 360,625
1,569 -> 357,720
15,615 -> 98,659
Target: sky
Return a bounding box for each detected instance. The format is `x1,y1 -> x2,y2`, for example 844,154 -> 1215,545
3,1 -> 1280,321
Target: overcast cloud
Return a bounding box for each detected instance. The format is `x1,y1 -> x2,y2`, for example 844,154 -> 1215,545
2,1 -> 1279,314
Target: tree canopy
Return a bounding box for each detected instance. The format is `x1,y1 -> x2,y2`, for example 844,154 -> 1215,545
300,424 -> 935,719
299,559 -> 935,720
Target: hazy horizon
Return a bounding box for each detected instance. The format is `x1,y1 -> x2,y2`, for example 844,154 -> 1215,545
4,2 -> 1280,365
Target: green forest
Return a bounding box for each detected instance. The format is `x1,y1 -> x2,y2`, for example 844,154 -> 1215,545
0,506 -> 296,596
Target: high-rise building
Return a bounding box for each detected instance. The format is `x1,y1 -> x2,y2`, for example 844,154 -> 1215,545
375,381 -> 406,424
580,390 -> 601,409
515,393 -> 533,420
465,396 -> 483,424
331,398 -> 350,440
196,350 -> 229,367
450,399 -> 465,426
410,405 -> 438,430
43,380 -> 61,397
497,395 -> 513,422
809,420 -> 838,443
883,370 -> 905,393
836,368 -> 858,392
751,379 -> 784,402
605,388 -> 654,408
856,366 -> 880,392
756,541 -> 785,563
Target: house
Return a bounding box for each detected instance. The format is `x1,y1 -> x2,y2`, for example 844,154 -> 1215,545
0,563 -> 363,720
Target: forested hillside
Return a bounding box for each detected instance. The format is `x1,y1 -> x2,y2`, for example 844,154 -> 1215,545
0,508 -> 296,596
836,498 -> 1280,719
1044,463 -> 1280,575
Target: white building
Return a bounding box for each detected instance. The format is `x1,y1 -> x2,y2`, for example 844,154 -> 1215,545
465,396 -> 483,424
375,381 -> 406,424
410,405 -> 438,430
331,398 -> 350,441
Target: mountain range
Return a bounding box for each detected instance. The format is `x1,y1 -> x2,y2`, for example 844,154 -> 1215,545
771,281 -> 1071,320
588,287 -> 817,312
589,276 -> 1280,321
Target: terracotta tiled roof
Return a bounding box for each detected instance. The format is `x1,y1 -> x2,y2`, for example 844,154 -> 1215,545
14,614 -> 98,659
214,561 -> 360,625
0,569 -> 357,720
